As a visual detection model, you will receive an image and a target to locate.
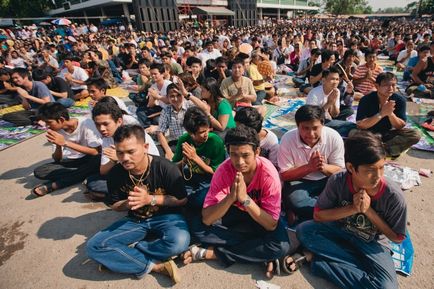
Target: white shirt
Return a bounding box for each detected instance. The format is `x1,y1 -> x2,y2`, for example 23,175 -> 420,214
59,118 -> 102,160
306,85 -> 340,120
100,116 -> 159,165
199,49 -> 222,66
277,126 -> 345,181
260,129 -> 279,167
397,50 -> 418,66
150,79 -> 172,108
60,66 -> 89,90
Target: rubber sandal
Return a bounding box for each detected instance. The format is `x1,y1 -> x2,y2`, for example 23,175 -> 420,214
31,182 -> 54,197
183,244 -> 206,262
162,260 -> 180,284
281,253 -> 307,274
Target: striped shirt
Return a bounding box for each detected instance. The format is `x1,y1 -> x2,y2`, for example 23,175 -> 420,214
353,64 -> 383,96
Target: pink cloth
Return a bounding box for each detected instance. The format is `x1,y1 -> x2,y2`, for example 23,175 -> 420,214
203,156 -> 282,220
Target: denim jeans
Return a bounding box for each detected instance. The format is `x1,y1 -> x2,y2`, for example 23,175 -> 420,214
282,178 -> 328,220
85,174 -> 108,194
56,97 -> 75,108
190,207 -> 290,267
296,221 -> 398,289
184,174 -> 211,211
254,90 -> 266,105
86,214 -> 190,278
325,119 -> 357,137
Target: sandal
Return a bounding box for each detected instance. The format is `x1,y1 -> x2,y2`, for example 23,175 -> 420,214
187,244 -> 206,262
281,253 -> 307,274
161,259 -> 180,284
31,182 -> 54,197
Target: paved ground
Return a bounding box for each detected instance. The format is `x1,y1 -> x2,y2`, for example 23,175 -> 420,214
0,133 -> 433,289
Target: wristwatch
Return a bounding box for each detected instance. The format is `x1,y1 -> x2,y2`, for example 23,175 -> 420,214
150,195 -> 157,206
241,198 -> 251,208
185,92 -> 192,100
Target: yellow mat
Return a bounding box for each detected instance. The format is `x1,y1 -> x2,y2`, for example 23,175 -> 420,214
0,105 -> 24,117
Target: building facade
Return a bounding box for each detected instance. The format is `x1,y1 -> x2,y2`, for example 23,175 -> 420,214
48,0 -> 318,28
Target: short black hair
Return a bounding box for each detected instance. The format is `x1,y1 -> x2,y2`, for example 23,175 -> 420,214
231,57 -> 244,67
113,124 -> 145,144
322,66 -> 341,79
343,49 -> 357,61
311,48 -> 321,56
149,63 -> 165,74
86,77 -> 108,91
364,48 -> 376,57
419,45 -> 430,52
186,56 -> 202,67
321,49 -> 334,62
38,102 -> 70,121
183,107 -> 210,134
375,72 -> 397,85
138,58 -> 151,67
225,124 -> 260,151
234,107 -> 263,133
32,68 -> 50,81
345,130 -> 385,171
92,99 -> 123,121
11,67 -> 30,79
0,68 -> 10,76
295,105 -> 325,126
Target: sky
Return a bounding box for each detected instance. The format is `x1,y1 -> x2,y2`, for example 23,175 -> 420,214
367,0 -> 413,10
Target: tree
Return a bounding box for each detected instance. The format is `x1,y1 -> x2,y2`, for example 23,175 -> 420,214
0,0 -> 54,18
406,0 -> 434,16
323,0 -> 373,16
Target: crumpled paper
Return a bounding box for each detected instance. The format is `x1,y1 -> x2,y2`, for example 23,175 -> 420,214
255,280 -> 281,289
384,163 -> 422,190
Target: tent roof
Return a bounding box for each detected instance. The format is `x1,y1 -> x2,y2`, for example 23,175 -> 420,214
191,6 -> 235,16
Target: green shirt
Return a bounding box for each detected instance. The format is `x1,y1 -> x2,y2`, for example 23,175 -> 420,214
172,132 -> 226,174
215,98 -> 236,129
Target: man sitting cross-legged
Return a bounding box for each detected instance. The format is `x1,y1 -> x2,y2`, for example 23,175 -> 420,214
356,72 -> 420,158
277,105 -> 345,223
86,125 -> 190,284
182,124 -> 290,278
296,130 -> 407,289
85,98 -> 159,200
32,102 -> 101,196
172,106 -> 226,211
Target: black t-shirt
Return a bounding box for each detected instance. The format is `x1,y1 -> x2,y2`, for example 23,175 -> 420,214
310,63 -> 324,87
356,92 -> 407,134
106,155 -> 187,220
48,76 -> 74,99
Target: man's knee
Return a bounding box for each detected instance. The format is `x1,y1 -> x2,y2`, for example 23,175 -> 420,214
164,228 -> 190,255
295,220 -> 316,244
406,128 -> 421,145
33,164 -> 51,179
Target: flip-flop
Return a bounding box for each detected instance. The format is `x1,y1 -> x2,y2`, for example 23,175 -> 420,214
281,253 -> 307,274
181,244 -> 206,263
31,182 -> 54,197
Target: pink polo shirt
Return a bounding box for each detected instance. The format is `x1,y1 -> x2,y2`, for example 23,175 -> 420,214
203,156 -> 282,220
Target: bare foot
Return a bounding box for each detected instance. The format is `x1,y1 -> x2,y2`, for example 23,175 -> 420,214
182,250 -> 193,265
265,261 -> 274,279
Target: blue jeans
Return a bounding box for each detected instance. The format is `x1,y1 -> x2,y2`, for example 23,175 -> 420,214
325,119 -> 357,137
86,214 -> 190,278
254,90 -> 266,105
185,174 -> 211,211
282,178 -> 328,220
86,174 -> 108,194
56,97 -> 75,108
296,221 -> 398,289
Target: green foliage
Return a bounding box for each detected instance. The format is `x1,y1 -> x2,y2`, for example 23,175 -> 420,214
407,0 -> 434,16
376,7 -> 406,14
323,0 -> 373,15
0,0 -> 53,18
